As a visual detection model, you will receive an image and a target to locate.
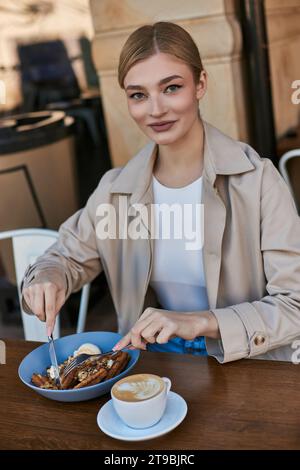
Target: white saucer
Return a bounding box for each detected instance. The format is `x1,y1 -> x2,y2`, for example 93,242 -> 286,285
97,391 -> 187,442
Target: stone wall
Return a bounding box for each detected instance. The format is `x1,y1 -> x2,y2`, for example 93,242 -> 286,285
265,0 -> 300,138
90,0 -> 300,166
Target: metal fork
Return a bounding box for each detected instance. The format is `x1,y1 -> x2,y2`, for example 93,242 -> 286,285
62,349 -> 121,378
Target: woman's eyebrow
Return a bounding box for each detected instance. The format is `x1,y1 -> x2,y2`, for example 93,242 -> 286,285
125,74 -> 183,91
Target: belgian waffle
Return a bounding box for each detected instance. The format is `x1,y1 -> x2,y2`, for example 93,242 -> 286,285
31,351 -> 130,390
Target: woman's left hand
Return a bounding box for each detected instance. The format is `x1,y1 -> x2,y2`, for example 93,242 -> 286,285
113,307 -> 220,350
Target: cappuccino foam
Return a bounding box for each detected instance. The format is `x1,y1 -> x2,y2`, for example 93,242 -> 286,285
112,374 -> 164,402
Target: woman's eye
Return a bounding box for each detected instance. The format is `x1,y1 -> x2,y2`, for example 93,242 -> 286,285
128,85 -> 181,100
165,84 -> 182,93
129,92 -> 145,100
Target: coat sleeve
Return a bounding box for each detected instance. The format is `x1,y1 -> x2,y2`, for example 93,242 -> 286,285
206,159 -> 300,363
20,169 -> 119,315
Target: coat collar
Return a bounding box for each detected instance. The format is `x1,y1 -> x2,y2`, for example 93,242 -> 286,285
110,120 -> 255,204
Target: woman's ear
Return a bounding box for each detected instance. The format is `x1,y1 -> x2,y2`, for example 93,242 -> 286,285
196,70 -> 207,100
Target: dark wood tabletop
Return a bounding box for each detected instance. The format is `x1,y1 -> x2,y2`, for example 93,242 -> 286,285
1,338 -> 300,450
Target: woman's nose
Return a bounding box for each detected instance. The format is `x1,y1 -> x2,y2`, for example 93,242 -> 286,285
149,96 -> 167,117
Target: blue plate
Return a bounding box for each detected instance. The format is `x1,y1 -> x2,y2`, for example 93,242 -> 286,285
18,331 -> 140,402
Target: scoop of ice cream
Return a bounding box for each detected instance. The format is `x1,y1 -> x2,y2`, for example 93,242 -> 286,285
48,366 -> 56,380
73,343 -> 102,356
47,363 -> 64,379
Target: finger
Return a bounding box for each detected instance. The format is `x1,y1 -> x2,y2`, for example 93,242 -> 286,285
156,326 -> 175,344
113,331 -> 147,351
27,286 -> 35,309
113,318 -> 152,350
129,315 -> 157,348
140,324 -> 162,343
44,284 -> 57,336
32,287 -> 46,322
113,332 -> 132,351
130,325 -> 150,349
55,289 -> 66,313
138,307 -> 157,321
23,289 -> 31,308
47,289 -> 65,336
131,340 -> 147,350
143,336 -> 156,344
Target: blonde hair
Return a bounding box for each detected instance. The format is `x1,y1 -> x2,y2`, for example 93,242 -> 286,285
118,21 -> 204,88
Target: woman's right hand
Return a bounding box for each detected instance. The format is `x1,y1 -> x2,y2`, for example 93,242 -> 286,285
22,282 -> 66,336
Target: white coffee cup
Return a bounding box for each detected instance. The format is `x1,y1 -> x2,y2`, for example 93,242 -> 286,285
111,373 -> 172,429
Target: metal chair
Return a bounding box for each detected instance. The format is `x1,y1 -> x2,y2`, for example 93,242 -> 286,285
278,149 -> 300,213
0,228 -> 90,342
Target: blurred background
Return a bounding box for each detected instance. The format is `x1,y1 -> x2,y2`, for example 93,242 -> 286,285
0,0 -> 300,340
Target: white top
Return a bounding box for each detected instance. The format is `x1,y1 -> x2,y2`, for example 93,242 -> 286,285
150,175 -> 209,312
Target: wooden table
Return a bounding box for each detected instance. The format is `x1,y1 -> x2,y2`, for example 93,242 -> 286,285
1,339 -> 300,450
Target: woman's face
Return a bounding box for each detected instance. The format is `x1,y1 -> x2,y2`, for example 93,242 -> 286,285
123,52 -> 207,145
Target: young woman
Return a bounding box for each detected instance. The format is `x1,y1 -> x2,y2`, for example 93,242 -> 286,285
22,22 -> 300,363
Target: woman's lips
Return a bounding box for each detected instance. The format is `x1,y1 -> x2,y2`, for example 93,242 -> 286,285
149,121 -> 177,132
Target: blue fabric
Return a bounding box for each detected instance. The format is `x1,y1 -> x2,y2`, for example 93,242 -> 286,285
147,335 -> 207,356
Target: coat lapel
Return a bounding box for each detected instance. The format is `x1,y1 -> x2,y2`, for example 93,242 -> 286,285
201,122 -> 254,308
202,168 -> 227,309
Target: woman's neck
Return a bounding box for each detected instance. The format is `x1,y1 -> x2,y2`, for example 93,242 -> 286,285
153,117 -> 204,188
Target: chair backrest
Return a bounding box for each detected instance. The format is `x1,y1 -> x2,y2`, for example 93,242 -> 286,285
0,228 -> 90,342
278,149 -> 300,213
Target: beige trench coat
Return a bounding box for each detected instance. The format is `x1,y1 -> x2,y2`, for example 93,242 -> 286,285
21,121 -> 300,363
